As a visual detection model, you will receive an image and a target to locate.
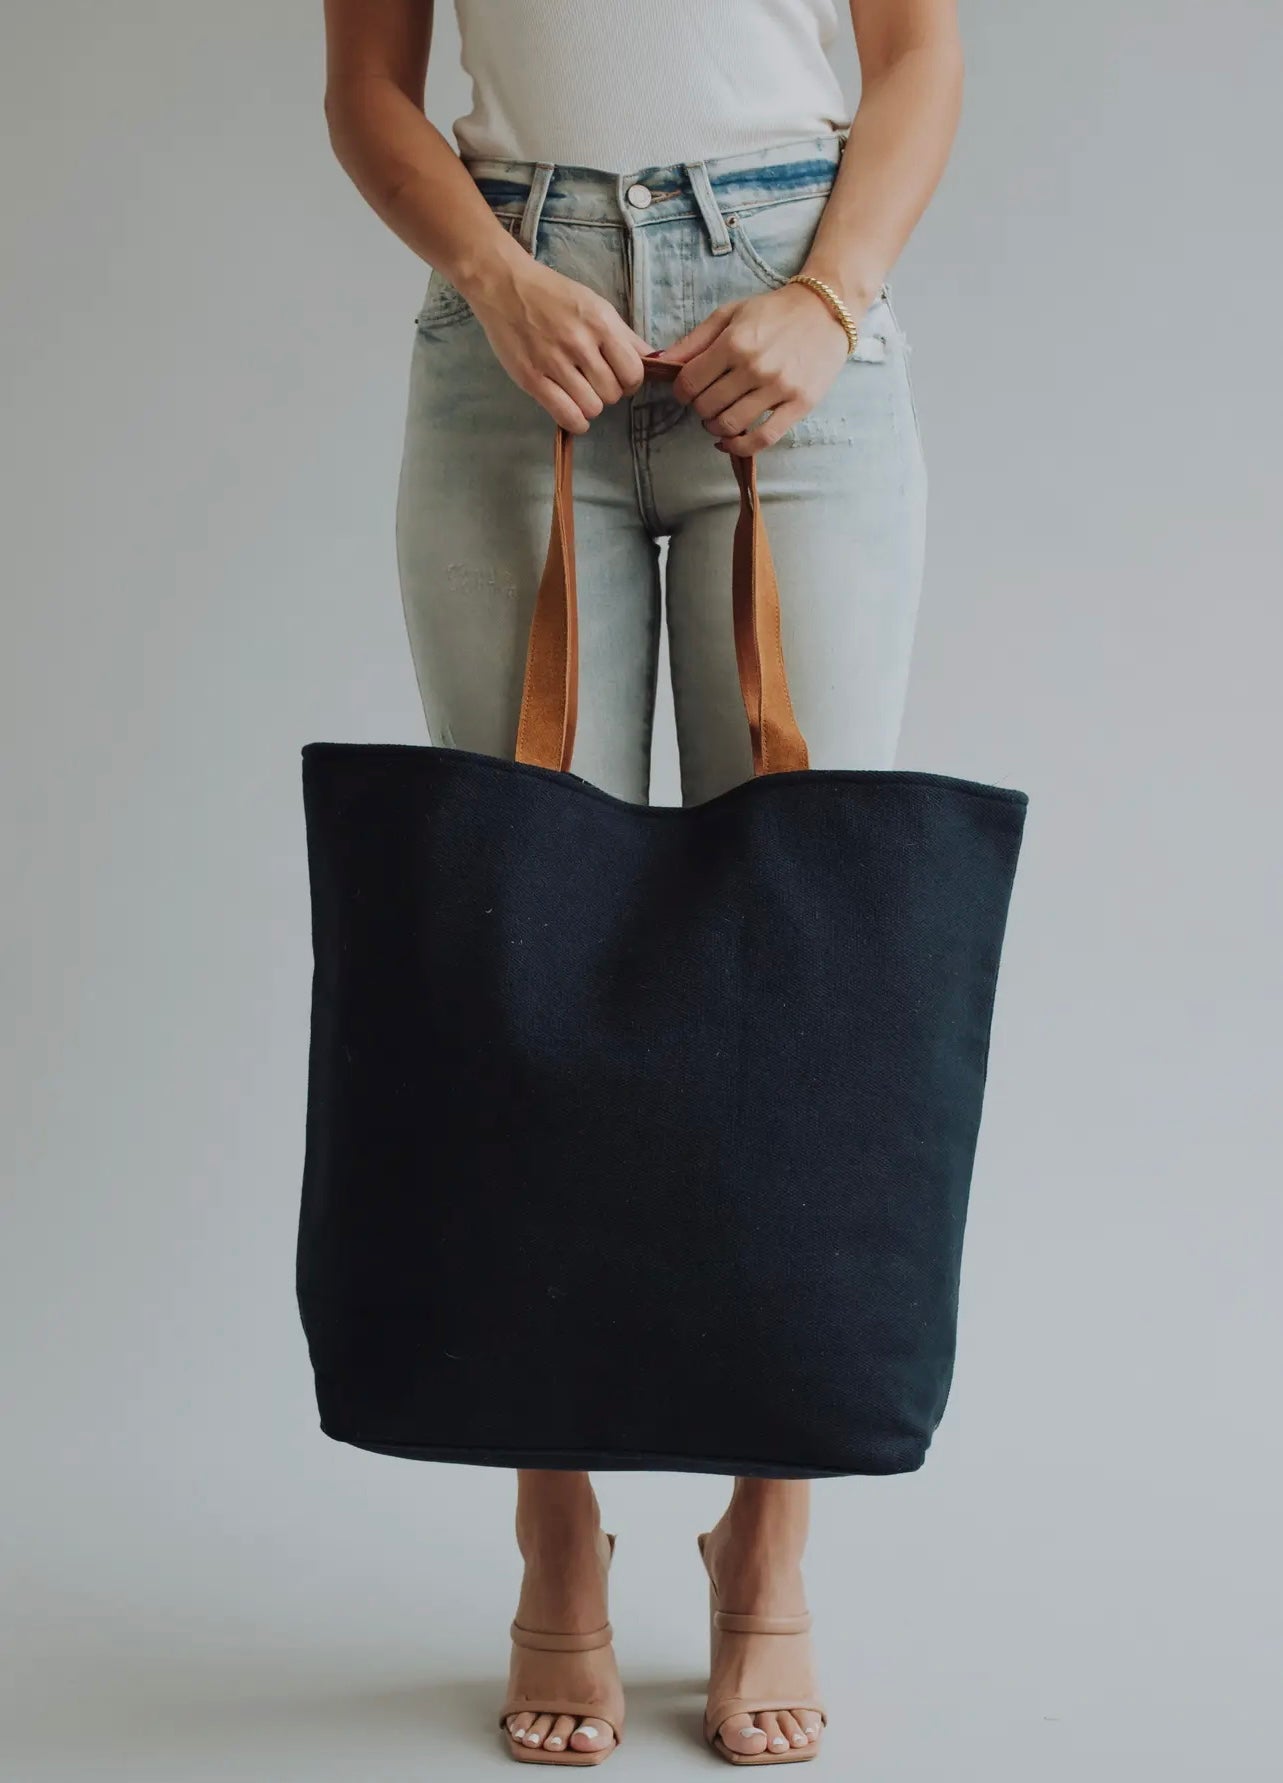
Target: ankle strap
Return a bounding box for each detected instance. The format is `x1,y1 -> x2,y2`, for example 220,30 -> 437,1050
510,1619 -> 614,1653
712,1609 -> 813,1636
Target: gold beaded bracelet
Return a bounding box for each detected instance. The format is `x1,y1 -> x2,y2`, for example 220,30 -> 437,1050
786,273 -> 859,357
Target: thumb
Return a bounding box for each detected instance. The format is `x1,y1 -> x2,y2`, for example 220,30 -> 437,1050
651,303 -> 735,364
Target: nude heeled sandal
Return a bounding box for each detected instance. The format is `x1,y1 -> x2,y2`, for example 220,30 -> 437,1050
500,1531 -> 624,1766
698,1532 -> 827,1766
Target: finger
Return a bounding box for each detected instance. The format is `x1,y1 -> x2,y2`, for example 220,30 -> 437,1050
691,362 -> 761,427
702,381 -> 777,437
624,324 -> 661,356
573,344 -> 625,407
554,361 -> 609,423
675,345 -> 737,405
600,333 -> 650,393
527,374 -> 593,433
667,312 -> 741,401
717,399 -> 806,454
662,301 -> 738,368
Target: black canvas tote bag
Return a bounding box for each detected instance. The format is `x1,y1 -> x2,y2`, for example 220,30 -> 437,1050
297,358 -> 1029,1480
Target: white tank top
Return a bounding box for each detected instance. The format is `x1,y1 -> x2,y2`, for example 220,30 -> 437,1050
448,0 -> 852,172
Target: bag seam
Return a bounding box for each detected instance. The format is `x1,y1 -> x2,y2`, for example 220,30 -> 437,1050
300,741 -> 1029,813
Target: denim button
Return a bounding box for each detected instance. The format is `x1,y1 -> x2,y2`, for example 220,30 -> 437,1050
626,183 -> 653,209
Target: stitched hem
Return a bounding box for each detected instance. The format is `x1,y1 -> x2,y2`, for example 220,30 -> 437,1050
317,1424 -> 927,1479
301,739 -> 1029,813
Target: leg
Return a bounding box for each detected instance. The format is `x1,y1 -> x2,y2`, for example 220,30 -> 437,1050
503,1472 -> 622,1757
654,290 -> 927,803
395,296 -> 661,804
701,1480 -> 822,1758
657,301 -> 926,1759
395,260 -> 643,1768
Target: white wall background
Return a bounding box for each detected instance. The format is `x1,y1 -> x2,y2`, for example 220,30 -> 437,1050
2,3 -> 1280,1777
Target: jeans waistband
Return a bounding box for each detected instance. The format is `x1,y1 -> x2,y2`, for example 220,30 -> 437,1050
461,130 -> 847,257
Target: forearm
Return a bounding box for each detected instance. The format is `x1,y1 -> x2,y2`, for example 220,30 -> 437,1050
324,74 -> 527,305
803,37 -> 964,312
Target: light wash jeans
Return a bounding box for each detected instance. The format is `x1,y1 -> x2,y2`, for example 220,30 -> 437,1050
395,131 -> 927,807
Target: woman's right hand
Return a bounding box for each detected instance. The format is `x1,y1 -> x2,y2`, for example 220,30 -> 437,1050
466,253 -> 658,434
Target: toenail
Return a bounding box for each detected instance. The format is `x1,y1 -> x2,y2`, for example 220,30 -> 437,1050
579,1726 -> 599,1739
547,1737 -> 562,1748
740,1728 -> 757,1739
794,1733 -> 808,1744
772,1737 -> 789,1749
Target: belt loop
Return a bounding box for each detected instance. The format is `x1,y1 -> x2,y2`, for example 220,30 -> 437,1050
684,160 -> 732,256
518,163 -> 555,256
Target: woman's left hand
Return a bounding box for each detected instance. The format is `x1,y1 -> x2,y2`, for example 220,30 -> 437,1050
650,284 -> 851,454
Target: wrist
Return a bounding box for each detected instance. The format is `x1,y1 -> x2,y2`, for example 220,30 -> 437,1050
798,260 -> 880,321
451,228 -> 533,312
786,273 -> 860,356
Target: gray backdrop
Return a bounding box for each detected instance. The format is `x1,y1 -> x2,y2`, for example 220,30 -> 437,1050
3,3 -> 1280,1777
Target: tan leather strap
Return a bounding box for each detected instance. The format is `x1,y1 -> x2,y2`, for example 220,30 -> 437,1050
728,444 -> 810,776
514,420 -> 580,773
499,1696 -> 622,1733
509,1619 -> 614,1654
514,353 -> 809,777
705,1695 -> 828,1737
712,1609 -> 813,1636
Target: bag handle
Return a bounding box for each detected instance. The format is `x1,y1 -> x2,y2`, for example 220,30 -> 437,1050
514,353 -> 810,778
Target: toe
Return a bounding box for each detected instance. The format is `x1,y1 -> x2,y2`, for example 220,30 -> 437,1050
524,1713 -> 554,1748
759,1711 -> 791,1754
719,1715 -> 769,1757
507,1712 -> 533,1743
544,1714 -> 577,1752
570,1717 -> 614,1753
778,1710 -> 809,1749
801,1712 -> 823,1744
